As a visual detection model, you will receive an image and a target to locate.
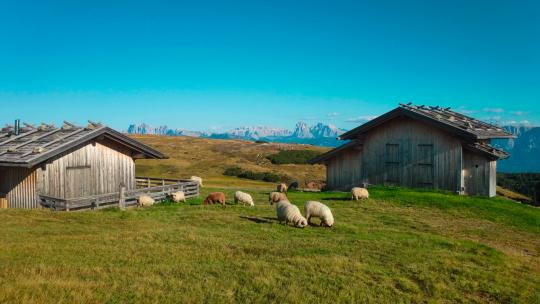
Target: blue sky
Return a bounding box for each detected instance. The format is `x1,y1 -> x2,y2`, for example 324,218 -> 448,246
0,0 -> 538,131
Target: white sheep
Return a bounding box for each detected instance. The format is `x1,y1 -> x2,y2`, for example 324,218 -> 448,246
234,191 -> 254,207
138,195 -> 155,207
275,200 -> 308,228
351,187 -> 369,201
269,191 -> 288,204
304,201 -> 334,227
190,176 -> 203,187
277,183 -> 288,193
170,191 -> 186,203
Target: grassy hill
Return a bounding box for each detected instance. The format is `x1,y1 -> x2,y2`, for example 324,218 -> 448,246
131,135 -> 328,187
1,135 -> 539,303
0,187 -> 538,303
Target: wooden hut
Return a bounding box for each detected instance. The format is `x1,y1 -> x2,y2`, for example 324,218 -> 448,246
310,104 -> 515,197
0,121 -> 198,210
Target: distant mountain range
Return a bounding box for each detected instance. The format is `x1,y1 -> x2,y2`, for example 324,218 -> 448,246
127,122 -> 540,172
493,126 -> 540,173
127,122 -> 347,147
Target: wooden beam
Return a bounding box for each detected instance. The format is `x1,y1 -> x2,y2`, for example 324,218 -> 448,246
0,127 -> 64,157
0,129 -> 40,146
20,128 -> 87,158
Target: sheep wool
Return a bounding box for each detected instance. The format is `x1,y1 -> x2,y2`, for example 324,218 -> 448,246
204,192 -> 226,206
275,200 -> 308,228
138,195 -> 155,207
190,176 -> 203,187
269,192 -> 288,204
171,191 -> 186,203
351,187 -> 369,201
277,183 -> 288,193
234,191 -> 254,206
304,201 -> 334,227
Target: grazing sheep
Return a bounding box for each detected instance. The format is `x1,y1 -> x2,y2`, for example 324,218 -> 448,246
234,191 -> 254,207
138,195 -> 155,207
288,181 -> 299,191
277,183 -> 288,193
304,201 -> 334,227
204,192 -> 225,206
306,181 -> 326,191
269,192 -> 288,204
170,191 -> 186,203
351,187 -> 369,201
275,200 -> 308,228
190,176 -> 203,187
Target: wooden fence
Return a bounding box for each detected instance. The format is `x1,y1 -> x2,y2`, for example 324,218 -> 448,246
39,177 -> 199,211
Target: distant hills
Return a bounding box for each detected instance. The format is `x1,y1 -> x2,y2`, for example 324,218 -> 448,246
127,122 -> 347,147
127,122 -> 539,172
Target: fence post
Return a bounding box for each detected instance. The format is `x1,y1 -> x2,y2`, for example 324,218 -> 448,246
147,178 -> 151,188
119,183 -> 126,210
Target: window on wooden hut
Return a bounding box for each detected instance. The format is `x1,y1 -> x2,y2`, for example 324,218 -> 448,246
416,144 -> 434,187
385,143 -> 400,183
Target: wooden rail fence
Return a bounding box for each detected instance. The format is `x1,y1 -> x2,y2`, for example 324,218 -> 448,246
39,177 -> 199,211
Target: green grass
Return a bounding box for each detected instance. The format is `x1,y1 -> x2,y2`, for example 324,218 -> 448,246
0,187 -> 539,303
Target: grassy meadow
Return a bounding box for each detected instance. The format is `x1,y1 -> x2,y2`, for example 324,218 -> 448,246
0,186 -> 539,303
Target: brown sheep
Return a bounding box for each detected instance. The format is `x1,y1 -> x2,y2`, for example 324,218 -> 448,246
306,181 -> 326,191
204,192 -> 226,206
269,191 -> 288,204
277,183 -> 288,193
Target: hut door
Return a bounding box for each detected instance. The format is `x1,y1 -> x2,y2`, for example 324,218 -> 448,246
385,144 -> 401,185
416,144 -> 434,188
64,166 -> 92,199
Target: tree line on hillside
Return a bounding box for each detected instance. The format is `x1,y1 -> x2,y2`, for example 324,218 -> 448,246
497,173 -> 540,206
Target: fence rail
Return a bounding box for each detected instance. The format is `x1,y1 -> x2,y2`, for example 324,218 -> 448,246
39,177 -> 199,211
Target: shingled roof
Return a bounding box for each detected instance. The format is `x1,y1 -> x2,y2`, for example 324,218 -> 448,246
340,103 -> 515,141
0,121 -> 166,168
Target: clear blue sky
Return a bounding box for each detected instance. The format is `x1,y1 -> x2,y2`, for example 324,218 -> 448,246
0,0 -> 538,131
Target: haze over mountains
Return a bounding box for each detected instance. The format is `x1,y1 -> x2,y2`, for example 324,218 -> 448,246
127,122 -> 347,147
127,122 -> 539,173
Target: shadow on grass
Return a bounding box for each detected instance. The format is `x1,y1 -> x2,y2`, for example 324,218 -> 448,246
239,215 -> 274,224
321,197 -> 352,201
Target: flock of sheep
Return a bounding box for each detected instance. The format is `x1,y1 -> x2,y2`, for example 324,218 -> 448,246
137,177 -> 370,228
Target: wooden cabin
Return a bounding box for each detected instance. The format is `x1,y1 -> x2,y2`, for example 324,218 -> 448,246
310,104 -> 515,197
0,121 -> 169,209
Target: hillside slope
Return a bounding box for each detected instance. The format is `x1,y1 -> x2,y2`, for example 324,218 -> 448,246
131,135 -> 329,187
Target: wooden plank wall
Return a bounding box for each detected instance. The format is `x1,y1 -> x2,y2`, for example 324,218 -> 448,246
462,150 -> 495,197
0,167 -> 40,208
37,139 -> 136,199
326,148 -> 363,191
326,117 -> 463,192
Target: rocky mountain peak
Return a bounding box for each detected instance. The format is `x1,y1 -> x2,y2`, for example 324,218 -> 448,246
292,122 -> 313,138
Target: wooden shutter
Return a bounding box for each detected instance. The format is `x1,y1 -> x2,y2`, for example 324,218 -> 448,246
385,144 -> 400,184
416,144 -> 434,187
